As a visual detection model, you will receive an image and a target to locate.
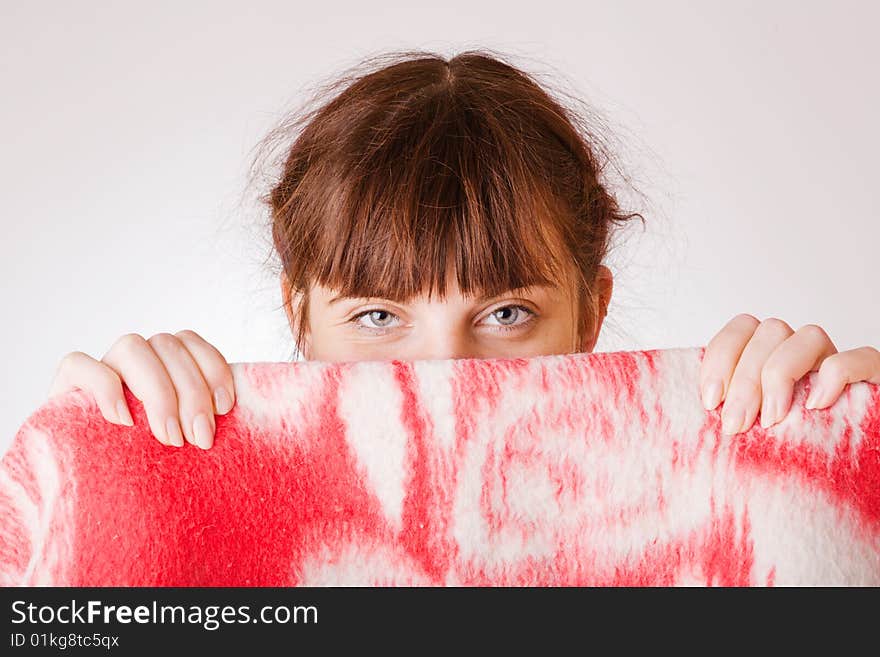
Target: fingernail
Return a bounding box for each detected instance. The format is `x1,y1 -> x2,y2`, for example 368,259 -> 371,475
165,417 -> 185,447
721,407 -> 743,435
805,385 -> 825,409
703,381 -> 722,410
116,400 -> 134,426
760,396 -> 778,428
193,413 -> 214,449
214,387 -> 232,415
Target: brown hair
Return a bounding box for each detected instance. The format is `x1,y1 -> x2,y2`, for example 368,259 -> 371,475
249,48 -> 645,359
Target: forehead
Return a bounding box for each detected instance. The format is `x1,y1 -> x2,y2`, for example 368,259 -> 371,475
316,279 -> 564,307
313,253 -> 578,306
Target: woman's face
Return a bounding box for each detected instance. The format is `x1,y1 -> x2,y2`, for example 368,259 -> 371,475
285,265 -> 612,363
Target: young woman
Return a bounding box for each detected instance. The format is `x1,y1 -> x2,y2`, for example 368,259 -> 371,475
47,50 -> 880,450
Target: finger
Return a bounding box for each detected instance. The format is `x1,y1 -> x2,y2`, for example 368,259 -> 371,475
757,323 -> 837,425
721,317 -> 794,435
48,351 -> 134,427
173,329 -> 235,415
805,345 -> 879,410
147,332 -> 216,450
700,313 -> 760,410
101,333 -> 181,447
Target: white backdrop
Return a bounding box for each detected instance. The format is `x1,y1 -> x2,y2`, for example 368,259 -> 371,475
2,0 -> 878,453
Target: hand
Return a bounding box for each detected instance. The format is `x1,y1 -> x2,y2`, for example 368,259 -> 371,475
48,330 -> 236,449
699,313 -> 880,435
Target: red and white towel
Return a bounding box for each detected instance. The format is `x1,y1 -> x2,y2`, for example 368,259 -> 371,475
1,346 -> 878,586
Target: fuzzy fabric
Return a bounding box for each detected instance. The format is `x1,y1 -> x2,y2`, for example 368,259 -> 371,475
1,346 -> 878,586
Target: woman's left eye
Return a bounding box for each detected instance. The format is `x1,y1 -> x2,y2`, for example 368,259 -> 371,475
483,305 -> 536,332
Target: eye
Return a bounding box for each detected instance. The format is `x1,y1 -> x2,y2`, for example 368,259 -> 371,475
349,308 -> 401,332
482,305 -> 537,332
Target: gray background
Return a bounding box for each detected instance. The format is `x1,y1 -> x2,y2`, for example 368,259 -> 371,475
2,0 -> 878,453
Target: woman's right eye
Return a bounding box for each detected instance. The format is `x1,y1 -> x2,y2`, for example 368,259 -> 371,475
350,309 -> 401,332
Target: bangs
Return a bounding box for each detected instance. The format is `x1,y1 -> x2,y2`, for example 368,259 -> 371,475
283,88 -> 577,304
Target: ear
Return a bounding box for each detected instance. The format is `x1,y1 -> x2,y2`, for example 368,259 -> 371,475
583,265 -> 613,352
595,264 -> 613,316
280,273 -> 310,358
280,272 -> 296,330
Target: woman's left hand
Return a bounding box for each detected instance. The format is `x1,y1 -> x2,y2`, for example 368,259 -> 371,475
699,313 -> 880,435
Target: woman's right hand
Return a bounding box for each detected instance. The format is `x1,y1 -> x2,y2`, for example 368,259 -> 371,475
47,330 -> 235,449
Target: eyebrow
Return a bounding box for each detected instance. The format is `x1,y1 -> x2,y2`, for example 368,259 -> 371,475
327,286 -> 550,306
